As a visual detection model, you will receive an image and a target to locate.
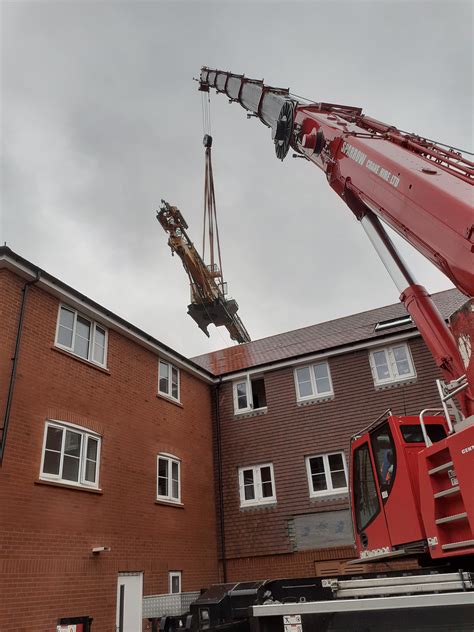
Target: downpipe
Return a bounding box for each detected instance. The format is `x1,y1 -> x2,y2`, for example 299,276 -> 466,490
0,271 -> 41,463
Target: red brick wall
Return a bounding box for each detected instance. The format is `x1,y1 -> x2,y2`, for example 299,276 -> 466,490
215,334 -> 443,573
224,548 -> 420,582
0,269 -> 219,631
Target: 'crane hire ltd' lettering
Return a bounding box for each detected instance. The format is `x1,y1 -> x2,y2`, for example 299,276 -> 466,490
343,143 -> 400,189
341,141 -> 367,166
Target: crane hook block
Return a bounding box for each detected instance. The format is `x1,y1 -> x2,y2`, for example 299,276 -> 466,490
203,134 -> 213,148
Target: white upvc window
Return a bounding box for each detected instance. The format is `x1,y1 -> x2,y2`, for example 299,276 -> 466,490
157,453 -> 181,503
305,452 -> 348,497
158,360 -> 180,401
55,304 -> 107,367
294,361 -> 333,402
169,571 -> 182,594
369,342 -> 416,386
40,421 -> 101,489
232,375 -> 267,414
238,463 -> 276,507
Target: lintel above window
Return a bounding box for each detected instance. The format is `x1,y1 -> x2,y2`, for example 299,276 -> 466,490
294,361 -> 333,402
55,304 -> 107,367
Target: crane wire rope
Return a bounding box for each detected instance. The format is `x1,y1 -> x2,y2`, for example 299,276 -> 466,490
202,90 -> 224,285
198,90 -> 233,346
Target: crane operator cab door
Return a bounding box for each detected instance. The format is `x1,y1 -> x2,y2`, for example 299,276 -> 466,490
350,415 -> 447,562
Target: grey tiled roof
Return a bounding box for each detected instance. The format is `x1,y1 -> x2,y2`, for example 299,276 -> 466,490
191,289 -> 466,375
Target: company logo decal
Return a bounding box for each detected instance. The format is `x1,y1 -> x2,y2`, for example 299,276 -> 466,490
341,141 -> 400,188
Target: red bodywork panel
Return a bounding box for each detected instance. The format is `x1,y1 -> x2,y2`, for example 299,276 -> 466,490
450,298 -> 474,383
418,422 -> 474,559
294,107 -> 473,297
350,414 -> 474,561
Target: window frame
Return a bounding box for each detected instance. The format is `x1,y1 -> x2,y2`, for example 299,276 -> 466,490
294,361 -> 334,403
305,451 -> 348,498
353,442 -> 381,533
55,304 -> 108,368
169,571 -> 182,594
238,462 -> 276,507
39,420 -> 101,489
370,422 -> 397,503
157,453 -> 181,503
232,374 -> 267,414
369,342 -> 416,386
158,359 -> 181,402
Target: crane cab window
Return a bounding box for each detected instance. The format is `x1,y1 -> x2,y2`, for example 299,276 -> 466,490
370,423 -> 396,501
401,424 -> 447,444
353,443 -> 380,533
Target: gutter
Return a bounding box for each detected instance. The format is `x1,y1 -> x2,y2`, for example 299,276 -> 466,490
0,247 -> 214,384
1,271 -> 41,463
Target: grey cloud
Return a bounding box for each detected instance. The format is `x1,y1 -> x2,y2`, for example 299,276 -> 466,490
2,0 -> 471,357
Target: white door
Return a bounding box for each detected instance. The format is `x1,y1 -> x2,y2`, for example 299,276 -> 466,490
116,572 -> 143,632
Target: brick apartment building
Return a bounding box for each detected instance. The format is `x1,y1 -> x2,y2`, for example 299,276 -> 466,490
0,246 -> 466,630
0,248 -> 219,631
191,289 -> 465,582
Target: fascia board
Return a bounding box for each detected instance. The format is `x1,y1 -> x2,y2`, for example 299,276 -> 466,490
0,252 -> 214,384
218,330 -> 421,382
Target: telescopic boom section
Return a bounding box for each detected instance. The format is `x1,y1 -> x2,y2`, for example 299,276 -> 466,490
157,201 -> 251,344
199,67 -> 473,415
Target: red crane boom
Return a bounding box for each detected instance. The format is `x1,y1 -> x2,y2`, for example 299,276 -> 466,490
199,67 -> 473,417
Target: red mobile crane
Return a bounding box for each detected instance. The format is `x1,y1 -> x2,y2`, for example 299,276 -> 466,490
198,67 -> 474,566
154,69 -> 474,632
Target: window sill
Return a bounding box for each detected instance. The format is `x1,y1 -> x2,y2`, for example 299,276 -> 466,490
240,501 -> 277,511
155,499 -> 184,508
157,393 -> 183,408
234,407 -> 268,419
297,395 -> 334,407
309,491 -> 348,502
374,377 -> 416,390
35,479 -> 103,494
52,346 -> 110,374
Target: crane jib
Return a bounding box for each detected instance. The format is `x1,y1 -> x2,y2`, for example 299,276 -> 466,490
199,67 -> 473,299
200,67 -> 294,131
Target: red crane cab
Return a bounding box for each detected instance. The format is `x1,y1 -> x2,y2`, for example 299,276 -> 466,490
350,412 -> 474,564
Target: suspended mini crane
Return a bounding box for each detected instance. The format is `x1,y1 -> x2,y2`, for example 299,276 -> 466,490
157,115 -> 250,343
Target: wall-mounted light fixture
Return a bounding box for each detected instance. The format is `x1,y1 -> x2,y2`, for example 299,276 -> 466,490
92,546 -> 111,554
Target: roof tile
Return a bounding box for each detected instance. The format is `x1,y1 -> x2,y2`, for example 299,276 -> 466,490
191,289 -> 466,375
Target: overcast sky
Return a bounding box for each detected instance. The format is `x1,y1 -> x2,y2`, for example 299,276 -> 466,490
2,0 -> 472,358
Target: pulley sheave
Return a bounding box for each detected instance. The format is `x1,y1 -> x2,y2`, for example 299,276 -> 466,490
273,101 -> 295,160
